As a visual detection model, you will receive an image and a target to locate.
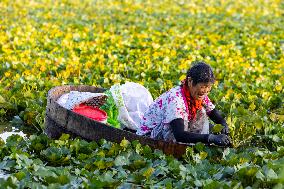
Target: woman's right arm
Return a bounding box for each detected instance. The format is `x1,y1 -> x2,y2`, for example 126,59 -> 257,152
170,118 -> 231,146
170,118 -> 210,143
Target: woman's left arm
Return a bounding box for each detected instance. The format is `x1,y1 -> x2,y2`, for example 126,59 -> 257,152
207,109 -> 229,135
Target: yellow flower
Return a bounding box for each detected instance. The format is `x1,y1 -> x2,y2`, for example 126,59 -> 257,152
4,72 -> 11,77
275,80 -> 282,92
40,65 -> 46,72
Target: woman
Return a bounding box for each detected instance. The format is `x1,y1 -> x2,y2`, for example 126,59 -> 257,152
136,61 -> 231,146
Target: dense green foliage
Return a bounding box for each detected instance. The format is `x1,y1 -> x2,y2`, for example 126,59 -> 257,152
0,134 -> 283,188
0,0 -> 283,188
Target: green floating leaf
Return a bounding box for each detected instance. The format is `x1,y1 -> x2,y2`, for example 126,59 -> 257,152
265,168 -> 278,180
255,170 -> 265,181
194,180 -> 203,187
0,95 -> 6,104
194,142 -> 205,152
14,171 -> 26,181
59,133 -> 70,141
199,151 -> 208,160
114,155 -> 130,166
40,146 -> 71,166
212,124 -> 224,134
0,177 -> 18,188
33,167 -> 57,178
45,174 -> 70,185
142,167 -> 154,179
120,138 -> 130,150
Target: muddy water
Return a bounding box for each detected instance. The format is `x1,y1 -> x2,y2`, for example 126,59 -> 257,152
0,170 -> 9,179
0,122 -> 26,142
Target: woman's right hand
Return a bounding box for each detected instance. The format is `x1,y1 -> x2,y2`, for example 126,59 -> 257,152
208,134 -> 231,146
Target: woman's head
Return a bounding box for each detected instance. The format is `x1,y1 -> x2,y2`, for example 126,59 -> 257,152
186,61 -> 215,100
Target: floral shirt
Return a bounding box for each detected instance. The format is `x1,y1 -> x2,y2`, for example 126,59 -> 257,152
136,86 -> 215,141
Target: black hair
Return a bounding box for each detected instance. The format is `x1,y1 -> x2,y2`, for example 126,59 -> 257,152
186,61 -> 215,86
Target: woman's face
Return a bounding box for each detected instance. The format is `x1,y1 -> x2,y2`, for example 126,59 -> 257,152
188,79 -> 212,100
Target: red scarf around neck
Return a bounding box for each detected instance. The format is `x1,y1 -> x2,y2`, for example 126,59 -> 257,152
181,80 -> 203,120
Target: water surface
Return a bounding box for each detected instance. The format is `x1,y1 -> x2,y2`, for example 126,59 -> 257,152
0,122 -> 26,142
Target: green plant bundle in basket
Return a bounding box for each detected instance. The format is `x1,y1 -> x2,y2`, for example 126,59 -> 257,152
100,90 -> 121,129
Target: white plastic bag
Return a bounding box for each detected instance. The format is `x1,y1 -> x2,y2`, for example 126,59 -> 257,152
57,91 -> 106,110
110,82 -> 153,130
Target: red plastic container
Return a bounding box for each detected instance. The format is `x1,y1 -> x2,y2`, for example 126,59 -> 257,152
73,104 -> 107,123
